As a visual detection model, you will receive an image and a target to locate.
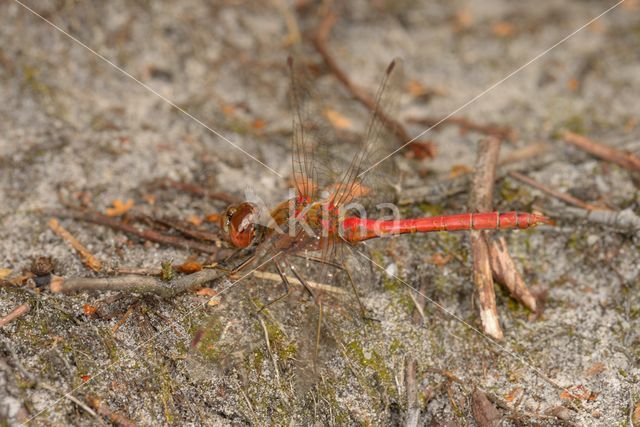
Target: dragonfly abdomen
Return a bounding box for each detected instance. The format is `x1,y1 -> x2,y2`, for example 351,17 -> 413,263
341,212 -> 552,242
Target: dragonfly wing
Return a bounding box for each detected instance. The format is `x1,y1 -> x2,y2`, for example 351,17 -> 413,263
329,58 -> 404,212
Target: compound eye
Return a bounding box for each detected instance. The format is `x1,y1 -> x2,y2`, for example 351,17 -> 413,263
228,202 -> 258,248
220,206 -> 236,235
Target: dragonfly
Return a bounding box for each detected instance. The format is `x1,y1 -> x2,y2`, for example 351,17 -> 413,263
218,56 -> 551,306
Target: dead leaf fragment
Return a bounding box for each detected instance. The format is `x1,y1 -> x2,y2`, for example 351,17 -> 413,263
492,21 -> 515,38
195,288 -> 218,297
0,269 -> 12,280
453,7 -> 473,32
177,261 -> 203,274
252,118 -> 267,130
504,386 -> 523,402
560,385 -> 597,401
105,199 -> 134,217
632,401 -> 640,426
450,164 -> 472,178
186,215 -> 203,226
83,304 -> 98,315
585,362 -> 605,378
567,78 -> 580,92
471,390 -> 501,427
324,108 -> 352,130
430,253 -> 452,266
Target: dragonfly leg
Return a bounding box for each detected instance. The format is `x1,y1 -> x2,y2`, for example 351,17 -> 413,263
230,252 -> 257,274
341,261 -> 377,321
287,264 -> 316,300
257,260 -> 290,313
292,253 -> 343,270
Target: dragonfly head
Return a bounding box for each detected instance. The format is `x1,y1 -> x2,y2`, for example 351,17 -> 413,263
220,202 -> 259,248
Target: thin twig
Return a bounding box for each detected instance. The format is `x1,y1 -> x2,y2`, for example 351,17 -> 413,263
404,357 -> 420,427
249,270 -> 347,295
469,137 -> 503,340
48,209 -> 222,255
398,142 -> 552,205
404,276 -> 431,426
50,268 -> 222,297
149,216 -> 221,243
110,266 -> 163,276
259,318 -> 283,391
508,171 -> 604,211
489,238 -> 537,312
562,131 -> 640,172
49,218 -> 102,271
87,396 -> 137,427
312,10 -> 435,158
407,115 -> 517,142
150,178 -> 242,204
39,382 -> 99,419
0,303 -> 31,327
547,207 -> 640,233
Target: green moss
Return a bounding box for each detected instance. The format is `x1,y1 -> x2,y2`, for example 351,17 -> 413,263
500,179 -> 529,204
157,359 -> 175,423
345,340 -> 393,386
389,338 -> 404,354
193,316 -> 225,362
175,340 -> 188,356
418,203 -> 444,216
161,260 -> 174,281
252,349 -> 265,375
558,115 -> 586,136
22,65 -> 53,97
262,319 -> 297,360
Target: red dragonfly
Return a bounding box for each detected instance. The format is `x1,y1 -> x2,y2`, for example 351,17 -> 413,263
218,56 -> 551,302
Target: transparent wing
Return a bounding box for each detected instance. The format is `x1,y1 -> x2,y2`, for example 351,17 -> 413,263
327,58 -> 404,211
287,57 -> 403,210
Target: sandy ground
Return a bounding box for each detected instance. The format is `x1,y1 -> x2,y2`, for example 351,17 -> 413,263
1,1 -> 639,425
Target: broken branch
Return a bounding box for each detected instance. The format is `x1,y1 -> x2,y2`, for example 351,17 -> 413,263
312,10 -> 435,158
49,218 -> 102,272
48,209 -> 222,255
469,137 -> 503,339
508,171 -> 604,211
0,303 -> 31,328
408,115 -> 517,142
489,237 -> 537,312
50,268 -> 222,298
562,131 -> 640,172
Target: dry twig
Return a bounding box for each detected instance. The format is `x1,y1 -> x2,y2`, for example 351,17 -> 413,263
549,207 -> 640,234
312,10 -> 436,158
398,142 -> 552,205
50,268 -> 222,297
508,171 -> 604,211
471,389 -> 502,427
249,270 -> 347,295
0,303 -> 31,328
562,131 -> 640,172
48,209 -> 223,255
151,178 -> 241,204
49,218 -> 102,271
489,238 -> 537,312
469,137 -> 503,339
408,115 -> 517,142
87,396 -> 137,427
146,215 -> 221,243
404,357 -> 420,427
